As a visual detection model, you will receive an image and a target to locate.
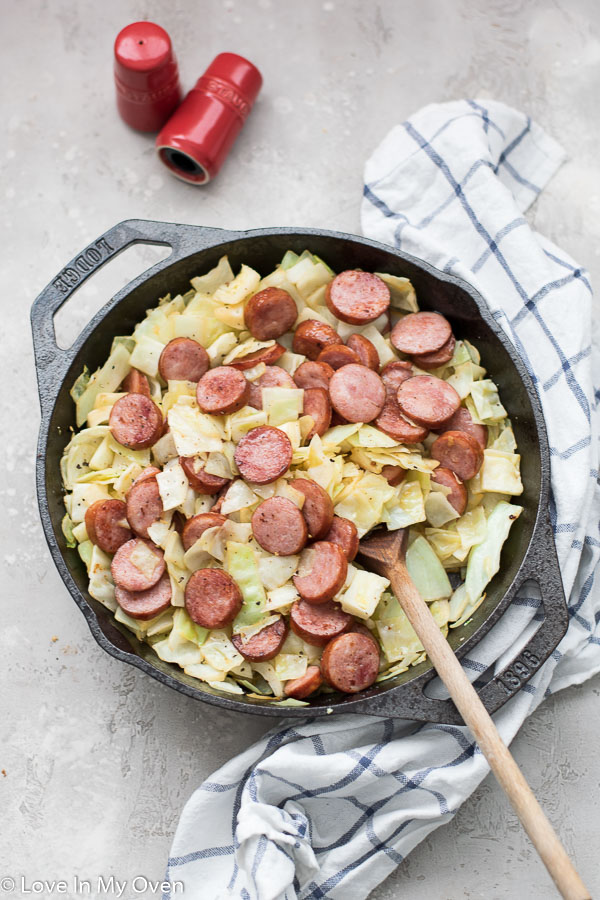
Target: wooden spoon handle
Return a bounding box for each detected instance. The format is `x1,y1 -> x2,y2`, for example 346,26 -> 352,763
387,565 -> 590,900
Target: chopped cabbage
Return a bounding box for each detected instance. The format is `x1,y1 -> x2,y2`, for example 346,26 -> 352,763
382,479 -> 426,531
73,342 -> 131,427
273,653 -> 308,681
258,554 -> 299,591
262,387 -> 304,426
376,610 -> 423,664
424,489 -> 460,527
480,449 -> 523,495
405,536 -> 452,602
69,483 -> 111,523
129,334 -> 166,377
340,569 -> 390,619
455,505 -> 487,551
152,430 -> 178,466
375,273 -> 418,311
172,607 -> 208,647
470,379 -> 508,423
190,256 -> 234,293
202,630 -> 244,672
226,542 -> 267,630
88,545 -> 116,609
213,264 -> 260,305
206,332 -> 238,364
156,461 -> 189,511
464,501 -> 522,604
221,479 -> 260,514
168,403 -> 223,456
265,582 -> 300,611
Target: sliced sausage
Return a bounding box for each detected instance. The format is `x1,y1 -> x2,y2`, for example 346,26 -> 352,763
432,466 -> 468,515
244,287 -> 297,340
322,516 -> 359,561
284,665 -> 323,699
303,387 -> 332,440
321,632 -> 380,693
412,334 -> 456,370
380,360 -> 414,393
132,465 -> 161,486
438,405 -> 488,450
247,366 -> 295,409
126,477 -> 163,539
251,497 -> 308,555
109,393 -> 164,450
158,337 -> 210,383
231,615 -> 288,661
349,621 -> 380,649
381,465 -> 406,486
180,456 -> 230,494
290,599 -> 353,646
111,538 -> 165,592
292,319 -> 342,360
346,333 -> 379,370
289,478 -> 334,540
85,499 -> 131,554
375,400 -> 429,444
227,343 -> 286,371
196,366 -> 249,414
293,541 -> 348,605
316,344 -> 360,369
329,364 -> 386,424
185,568 -> 243,629
396,375 -> 461,428
122,368 -> 150,396
391,311 -> 452,356
115,572 -> 172,620
325,270 -> 390,325
234,426 -> 293,484
431,430 -> 484,481
293,360 -> 335,391
182,512 -> 227,551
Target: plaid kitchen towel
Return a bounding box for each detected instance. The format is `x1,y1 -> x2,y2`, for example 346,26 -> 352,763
164,100 -> 600,900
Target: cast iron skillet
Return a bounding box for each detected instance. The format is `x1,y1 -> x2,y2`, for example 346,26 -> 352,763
31,219 -> 568,724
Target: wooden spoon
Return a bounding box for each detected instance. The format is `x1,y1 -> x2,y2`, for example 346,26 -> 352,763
357,527 -> 590,900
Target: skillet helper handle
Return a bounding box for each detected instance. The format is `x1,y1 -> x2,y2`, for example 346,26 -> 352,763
30,218 -> 229,403
387,564 -> 590,900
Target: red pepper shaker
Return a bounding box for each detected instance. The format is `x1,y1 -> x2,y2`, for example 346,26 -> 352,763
114,22 -> 182,133
156,53 -> 263,184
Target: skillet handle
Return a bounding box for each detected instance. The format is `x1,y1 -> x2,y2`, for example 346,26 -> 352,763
30,218 -> 232,407
361,516 -> 568,724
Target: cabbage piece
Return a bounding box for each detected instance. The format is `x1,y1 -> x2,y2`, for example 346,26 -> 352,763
206,332 -> 238,365
226,542 -> 267,631
69,483 -> 111,523
273,653 -> 308,682
146,519 -> 173,549
75,467 -> 123,485
464,501 -> 522,604
258,555 -> 299,591
382,480 -> 426,531
132,306 -> 173,344
446,361 -> 476,400
156,461 -> 189,511
191,256 -> 234,294
77,540 -> 93,570
235,614 -> 281,642
184,662 -> 226,683
226,405 -> 268,442
455,505 -> 487,551
340,570 -> 390,619
88,545 -> 116,610
450,594 -> 487,629
346,425 -> 399,449
164,531 -> 188,607
334,472 -> 395,537
215,304 -> 246,330
151,431 -> 178,467
277,351 -> 305,374
73,343 -> 131,427
375,273 -> 418,312
222,337 -> 275,365
285,257 -> 332,299
221,479 -> 260,514
213,264 -> 260,305
162,380 -> 197,415
154,635 -> 204,667
430,599 -> 450,629
322,423 -> 361,448
480,450 -> 523,495
376,610 -> 423,664
129,334 -> 166,377
470,379 -> 508,423
405,536 -> 452,601
265,581 -> 300,611
172,607 -> 208,647
106,434 -> 151,469
281,250 -> 299,269
168,403 -> 223,456
490,420 -> 516,453
202,630 -> 244,672
424,526 -> 462,561
182,297 -> 232,345
62,514 -> 76,548
352,323 -> 397,365
207,679 -> 245,694
262,387 -> 304,426
72,521 -> 88,543
448,582 -> 469,622
88,435 -> 115,471
424,490 -> 460,527
252,661 -> 283,697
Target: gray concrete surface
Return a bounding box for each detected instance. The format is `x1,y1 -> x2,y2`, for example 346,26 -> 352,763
1,0 -> 599,897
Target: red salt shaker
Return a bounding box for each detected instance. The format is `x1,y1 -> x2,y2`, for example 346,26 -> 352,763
114,22 -> 182,133
156,53 -> 262,184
